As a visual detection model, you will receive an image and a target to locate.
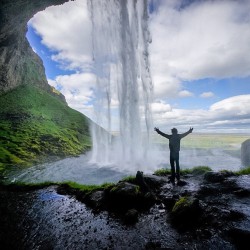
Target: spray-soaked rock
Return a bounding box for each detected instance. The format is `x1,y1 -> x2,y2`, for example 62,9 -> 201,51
0,0 -> 68,99
241,139 -> 250,167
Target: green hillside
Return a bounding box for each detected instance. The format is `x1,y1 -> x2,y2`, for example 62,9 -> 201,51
0,84 -> 91,170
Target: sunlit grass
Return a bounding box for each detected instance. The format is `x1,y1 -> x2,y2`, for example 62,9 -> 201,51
0,85 -> 91,168
153,168 -> 171,176
153,133 -> 249,150
0,180 -> 115,193
121,175 -> 136,183
235,166 -> 250,175
154,166 -> 212,176
62,181 -> 114,192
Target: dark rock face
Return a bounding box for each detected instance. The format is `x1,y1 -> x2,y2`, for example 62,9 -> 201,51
0,0 -> 68,97
241,139 -> 250,167
204,170 -> 235,183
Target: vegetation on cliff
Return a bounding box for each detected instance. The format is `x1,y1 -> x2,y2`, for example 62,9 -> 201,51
0,84 -> 91,169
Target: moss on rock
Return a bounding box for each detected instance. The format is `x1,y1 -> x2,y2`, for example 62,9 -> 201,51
0,85 -> 91,168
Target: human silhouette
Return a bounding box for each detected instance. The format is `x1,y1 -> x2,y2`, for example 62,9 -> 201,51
154,127 -> 193,184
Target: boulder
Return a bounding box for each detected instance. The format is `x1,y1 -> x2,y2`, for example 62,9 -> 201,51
228,227 -> 250,249
241,139 -> 250,167
108,182 -> 140,211
86,190 -> 106,209
204,171 -> 234,183
124,209 -> 138,224
170,196 -> 203,229
109,182 -> 140,198
143,174 -> 168,189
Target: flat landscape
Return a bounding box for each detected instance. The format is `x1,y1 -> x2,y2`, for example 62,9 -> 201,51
152,133 -> 250,171
153,133 -> 250,149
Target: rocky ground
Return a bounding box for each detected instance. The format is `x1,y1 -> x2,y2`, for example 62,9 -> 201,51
0,171 -> 250,250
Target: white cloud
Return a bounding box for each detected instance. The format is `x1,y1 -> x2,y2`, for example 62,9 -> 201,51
152,102 -> 172,113
153,95 -> 250,133
27,0 -> 250,133
149,0 -> 250,98
29,0 -> 92,71
200,92 -> 214,98
152,75 -> 180,99
178,90 -> 194,97
210,95 -> 250,117
48,73 -> 96,118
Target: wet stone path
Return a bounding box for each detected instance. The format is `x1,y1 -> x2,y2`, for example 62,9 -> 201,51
1,174 -> 250,249
0,186 -> 179,250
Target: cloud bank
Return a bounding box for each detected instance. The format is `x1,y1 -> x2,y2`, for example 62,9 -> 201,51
28,0 -> 250,133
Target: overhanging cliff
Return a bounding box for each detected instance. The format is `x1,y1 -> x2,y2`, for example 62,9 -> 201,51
0,0 -> 68,95
0,0 -> 93,168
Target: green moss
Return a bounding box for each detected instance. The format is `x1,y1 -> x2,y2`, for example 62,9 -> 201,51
0,85 -> 92,169
154,168 -> 171,176
191,166 -> 212,174
154,166 -> 212,176
181,166 -> 212,175
0,181 -> 58,191
235,167 -> 250,175
0,180 -> 115,193
62,181 -> 114,192
135,185 -> 140,194
172,196 -> 190,213
121,175 -> 136,182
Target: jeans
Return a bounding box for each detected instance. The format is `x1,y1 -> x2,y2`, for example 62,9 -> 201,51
170,151 -> 180,181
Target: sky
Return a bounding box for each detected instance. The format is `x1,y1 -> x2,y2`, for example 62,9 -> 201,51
26,0 -> 250,134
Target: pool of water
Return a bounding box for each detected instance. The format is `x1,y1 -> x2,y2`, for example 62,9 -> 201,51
3,146 -> 243,185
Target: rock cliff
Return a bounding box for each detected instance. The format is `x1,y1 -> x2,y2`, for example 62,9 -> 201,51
0,0 -> 93,168
0,0 -> 68,97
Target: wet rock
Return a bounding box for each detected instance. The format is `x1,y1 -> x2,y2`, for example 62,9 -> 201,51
145,241 -> 162,250
197,184 -> 219,195
109,182 -> 139,198
241,139 -> 250,167
233,188 -> 250,197
170,196 -> 203,229
177,180 -> 187,186
228,210 -> 246,220
135,171 -> 150,193
143,175 -> 168,190
228,227 -> 250,249
161,195 -> 178,210
124,209 -> 138,224
87,190 -> 105,209
107,182 -> 140,211
204,171 -> 234,183
2,173 -> 250,249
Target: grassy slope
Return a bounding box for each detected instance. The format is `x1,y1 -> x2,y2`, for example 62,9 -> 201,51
0,84 -> 91,170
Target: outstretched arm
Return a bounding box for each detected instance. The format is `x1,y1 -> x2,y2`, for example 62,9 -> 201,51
154,127 -> 170,139
180,127 -> 193,138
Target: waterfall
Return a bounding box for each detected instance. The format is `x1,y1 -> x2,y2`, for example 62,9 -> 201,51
88,0 -> 153,168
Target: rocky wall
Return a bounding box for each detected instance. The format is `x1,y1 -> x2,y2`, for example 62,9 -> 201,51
0,0 -> 69,96
241,139 -> 250,167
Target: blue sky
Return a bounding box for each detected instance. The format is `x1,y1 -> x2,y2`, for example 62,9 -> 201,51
26,26 -> 74,79
26,0 -> 250,133
173,77 -> 250,109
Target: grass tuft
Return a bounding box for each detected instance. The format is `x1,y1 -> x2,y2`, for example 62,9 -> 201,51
62,181 -> 115,193
121,175 -> 136,183
154,166 -> 212,176
235,166 -> 250,175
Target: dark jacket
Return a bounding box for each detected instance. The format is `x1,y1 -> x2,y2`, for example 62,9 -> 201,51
156,130 -> 191,152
